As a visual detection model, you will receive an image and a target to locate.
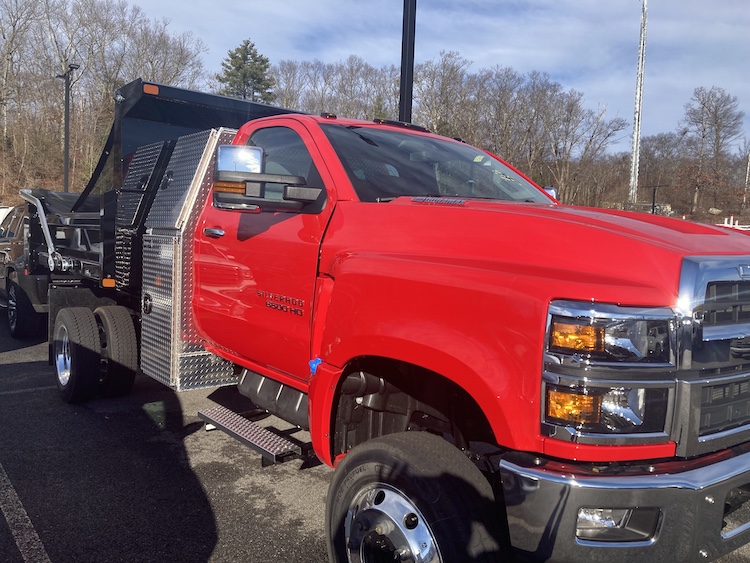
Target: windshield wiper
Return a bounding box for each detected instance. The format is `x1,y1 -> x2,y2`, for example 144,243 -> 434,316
347,126 -> 379,147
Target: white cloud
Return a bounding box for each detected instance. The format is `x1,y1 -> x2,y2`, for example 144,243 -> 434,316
133,0 -> 750,153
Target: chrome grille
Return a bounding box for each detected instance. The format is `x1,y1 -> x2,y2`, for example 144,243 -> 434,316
703,281 -> 750,328
700,378 -> 750,436
674,257 -> 750,456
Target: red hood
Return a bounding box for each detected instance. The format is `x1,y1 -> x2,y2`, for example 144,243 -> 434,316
322,199 -> 750,307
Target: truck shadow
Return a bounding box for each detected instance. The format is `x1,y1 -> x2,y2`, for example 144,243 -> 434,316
0,364 -> 218,563
0,313 -> 46,353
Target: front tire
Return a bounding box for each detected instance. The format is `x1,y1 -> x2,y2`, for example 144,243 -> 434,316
54,307 -> 101,403
326,432 -> 505,563
7,280 -> 42,339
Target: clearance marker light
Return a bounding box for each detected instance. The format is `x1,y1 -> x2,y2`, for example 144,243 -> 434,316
143,83 -> 159,96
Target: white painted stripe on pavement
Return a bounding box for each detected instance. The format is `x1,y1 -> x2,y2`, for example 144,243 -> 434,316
0,462 -> 52,563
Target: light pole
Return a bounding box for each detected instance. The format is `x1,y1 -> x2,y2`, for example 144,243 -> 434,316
57,63 -> 79,193
399,0 -> 417,123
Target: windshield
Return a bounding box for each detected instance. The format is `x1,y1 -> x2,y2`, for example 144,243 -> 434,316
321,124 -> 550,203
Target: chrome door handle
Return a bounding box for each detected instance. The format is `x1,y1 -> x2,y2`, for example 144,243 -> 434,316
203,228 -> 225,238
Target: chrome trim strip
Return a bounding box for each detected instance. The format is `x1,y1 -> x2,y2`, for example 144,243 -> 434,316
549,300 -> 676,321
703,322 -> 750,342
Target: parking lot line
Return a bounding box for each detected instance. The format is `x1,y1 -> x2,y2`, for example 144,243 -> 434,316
0,462 -> 51,563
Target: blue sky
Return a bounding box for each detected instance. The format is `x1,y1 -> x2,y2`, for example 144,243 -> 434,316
134,0 -> 750,154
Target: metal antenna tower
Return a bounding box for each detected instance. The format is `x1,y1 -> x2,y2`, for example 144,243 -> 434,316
629,0 -> 648,205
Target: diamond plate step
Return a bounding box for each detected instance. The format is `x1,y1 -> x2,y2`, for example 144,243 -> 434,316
198,405 -> 302,465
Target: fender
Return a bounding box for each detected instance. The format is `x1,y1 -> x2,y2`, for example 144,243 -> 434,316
312,256 -> 542,453
307,360 -> 343,467
311,200 -> 696,457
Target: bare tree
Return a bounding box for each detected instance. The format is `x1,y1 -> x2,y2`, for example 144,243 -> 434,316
0,0 -> 209,202
0,0 -> 38,139
514,71 -> 559,182
271,59 -> 307,110
538,85 -> 626,203
476,66 -> 525,163
681,86 -> 745,214
78,0 -> 143,100
365,64 -> 399,121
0,0 -> 40,198
123,18 -> 206,88
413,51 -> 472,139
299,60 -> 337,115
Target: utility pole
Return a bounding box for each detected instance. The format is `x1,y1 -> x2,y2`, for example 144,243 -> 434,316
57,63 -> 79,193
628,0 -> 648,206
744,152 -> 750,209
399,0 -> 417,123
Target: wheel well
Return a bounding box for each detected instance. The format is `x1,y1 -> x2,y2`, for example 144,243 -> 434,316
331,357 -> 496,458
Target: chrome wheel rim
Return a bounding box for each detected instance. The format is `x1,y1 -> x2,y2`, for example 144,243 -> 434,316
7,284 -> 17,332
55,325 -> 72,386
345,483 -> 440,563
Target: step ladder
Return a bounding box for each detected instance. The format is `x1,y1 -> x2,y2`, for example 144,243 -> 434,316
198,405 -> 304,466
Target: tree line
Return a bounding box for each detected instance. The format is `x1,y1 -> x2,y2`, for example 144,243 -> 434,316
2,0 -> 747,222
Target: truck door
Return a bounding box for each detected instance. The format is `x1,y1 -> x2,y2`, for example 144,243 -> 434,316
194,120 -> 335,383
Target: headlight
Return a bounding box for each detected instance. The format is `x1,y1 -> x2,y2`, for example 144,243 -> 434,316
543,301 -> 675,439
549,316 -> 670,363
545,384 -> 669,434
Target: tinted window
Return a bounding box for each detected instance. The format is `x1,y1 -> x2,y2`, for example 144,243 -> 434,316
248,127 -> 322,201
321,124 -> 549,203
0,207 -> 22,238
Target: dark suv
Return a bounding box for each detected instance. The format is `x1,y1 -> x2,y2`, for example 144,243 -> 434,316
0,204 -> 45,337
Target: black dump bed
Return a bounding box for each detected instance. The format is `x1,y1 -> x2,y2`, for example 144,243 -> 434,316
22,79 -> 298,292
76,79 -> 298,210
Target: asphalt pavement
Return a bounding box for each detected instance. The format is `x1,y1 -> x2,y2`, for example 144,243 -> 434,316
1,313 -> 750,562
0,317 -> 331,562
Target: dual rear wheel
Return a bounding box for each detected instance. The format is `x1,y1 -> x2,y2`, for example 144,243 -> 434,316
54,306 -> 138,403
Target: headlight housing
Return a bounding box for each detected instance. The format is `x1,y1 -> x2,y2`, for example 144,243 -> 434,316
543,301 -> 675,441
548,316 -> 670,363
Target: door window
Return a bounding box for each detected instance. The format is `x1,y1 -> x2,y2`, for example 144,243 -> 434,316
248,127 -> 324,203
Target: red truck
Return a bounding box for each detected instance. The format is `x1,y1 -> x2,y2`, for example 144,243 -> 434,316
11,80 -> 750,562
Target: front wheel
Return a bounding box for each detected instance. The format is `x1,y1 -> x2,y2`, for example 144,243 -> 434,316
326,432 -> 506,563
7,280 -> 42,339
54,307 -> 101,403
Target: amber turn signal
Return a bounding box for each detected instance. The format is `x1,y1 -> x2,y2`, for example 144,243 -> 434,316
546,388 -> 601,425
549,320 -> 604,353
213,180 -> 246,194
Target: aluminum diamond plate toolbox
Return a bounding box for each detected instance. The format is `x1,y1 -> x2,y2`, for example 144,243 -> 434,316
115,141 -> 171,290
140,128 -> 238,390
117,141 -> 167,227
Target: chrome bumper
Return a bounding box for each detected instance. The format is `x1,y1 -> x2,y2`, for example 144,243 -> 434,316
499,450 -> 750,562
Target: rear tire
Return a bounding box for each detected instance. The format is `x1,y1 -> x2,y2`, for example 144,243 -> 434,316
54,307 -> 101,403
7,280 -> 42,339
326,431 -> 505,562
94,306 -> 138,397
